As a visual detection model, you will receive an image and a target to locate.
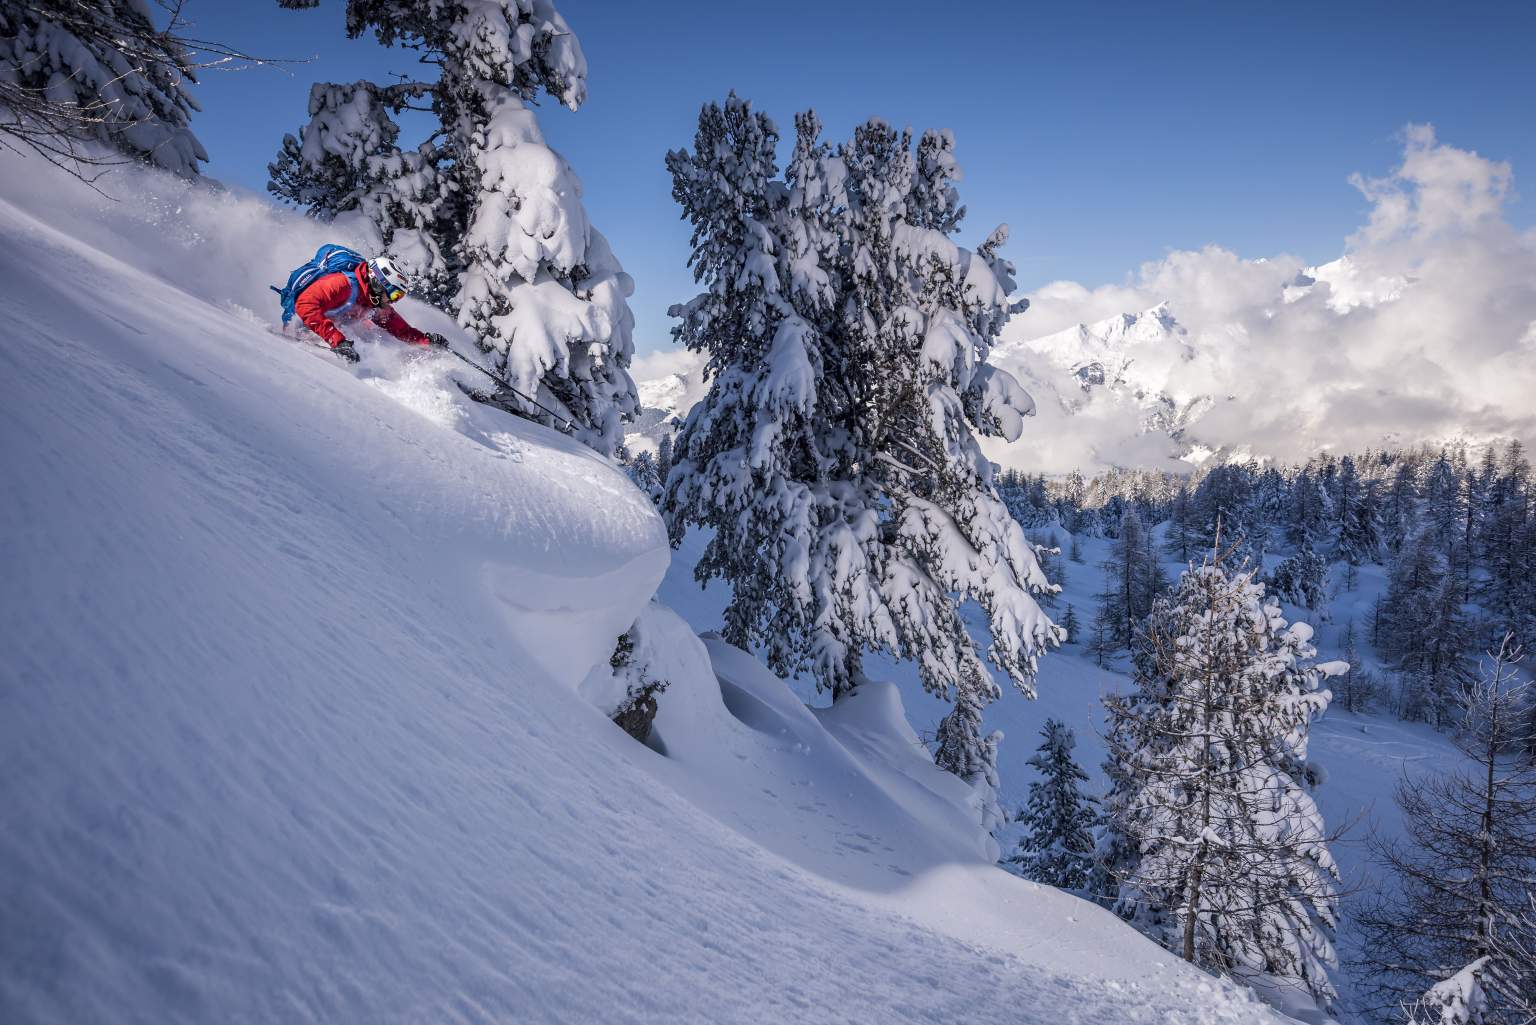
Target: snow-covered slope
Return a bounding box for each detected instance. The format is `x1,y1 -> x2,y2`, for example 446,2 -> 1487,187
659,509 -> 1477,1025
1,156 -> 1297,1025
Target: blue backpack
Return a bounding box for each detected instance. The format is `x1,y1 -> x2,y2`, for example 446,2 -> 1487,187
272,244 -> 366,325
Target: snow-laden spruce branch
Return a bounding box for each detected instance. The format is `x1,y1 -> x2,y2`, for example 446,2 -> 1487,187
1,1 -> 301,181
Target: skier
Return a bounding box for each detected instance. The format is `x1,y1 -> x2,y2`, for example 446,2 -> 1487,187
294,255 -> 447,363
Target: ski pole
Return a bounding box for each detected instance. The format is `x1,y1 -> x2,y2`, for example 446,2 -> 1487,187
446,347 -> 580,433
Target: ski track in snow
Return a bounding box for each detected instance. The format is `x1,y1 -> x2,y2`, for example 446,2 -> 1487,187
0,156 -> 1296,1024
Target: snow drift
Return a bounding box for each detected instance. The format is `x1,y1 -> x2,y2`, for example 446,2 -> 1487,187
0,154 -> 1294,1024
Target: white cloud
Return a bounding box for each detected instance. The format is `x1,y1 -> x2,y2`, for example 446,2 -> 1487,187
996,125 -> 1536,472
630,346 -> 707,384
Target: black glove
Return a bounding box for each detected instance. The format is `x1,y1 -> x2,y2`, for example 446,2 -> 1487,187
427,332 -> 450,349
332,340 -> 361,364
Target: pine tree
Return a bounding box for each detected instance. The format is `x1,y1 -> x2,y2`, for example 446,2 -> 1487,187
1011,719 -> 1098,890
1194,463 -> 1260,560
655,432 -> 675,488
1061,604 -> 1080,645
1385,461 -> 1419,555
1355,638 -> 1536,1025
1422,452 -> 1465,556
1269,539 -> 1330,619
1337,454 -> 1382,566
662,96 -> 1058,769
269,0 -> 637,454
0,0 -> 208,176
1036,532 -> 1064,609
1069,533 -> 1085,564
934,666 -> 1005,840
1060,470 -> 1088,532
621,448 -> 661,500
1102,560 -> 1345,1008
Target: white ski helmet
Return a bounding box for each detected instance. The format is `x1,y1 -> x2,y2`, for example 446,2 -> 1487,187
366,256 -> 409,303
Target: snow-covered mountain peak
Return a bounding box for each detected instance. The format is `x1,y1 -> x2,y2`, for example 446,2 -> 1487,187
637,369 -> 690,413
996,300 -> 1196,401
1296,255 -> 1409,312
626,351 -> 710,454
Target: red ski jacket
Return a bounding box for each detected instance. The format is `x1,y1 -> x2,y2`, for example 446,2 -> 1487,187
294,266 -> 430,348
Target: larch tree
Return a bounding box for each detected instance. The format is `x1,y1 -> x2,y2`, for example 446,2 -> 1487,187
1101,560 -> 1346,1010
662,96 -> 1058,817
1166,482 -> 1199,564
269,0 -> 637,454
1378,530 -> 1473,727
1354,637 -> 1536,1025
1096,507 -> 1165,651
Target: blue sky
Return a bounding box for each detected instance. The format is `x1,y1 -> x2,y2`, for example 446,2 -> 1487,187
187,0 -> 1536,355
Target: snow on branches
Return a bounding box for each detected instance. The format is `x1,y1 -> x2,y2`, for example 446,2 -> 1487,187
1010,719 -> 1098,890
662,95 -> 1059,814
0,0 -> 208,177
1102,559 -> 1345,1010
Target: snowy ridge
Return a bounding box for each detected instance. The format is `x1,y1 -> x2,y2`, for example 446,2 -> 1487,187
0,156 -> 1296,1024
1009,302 -> 1194,395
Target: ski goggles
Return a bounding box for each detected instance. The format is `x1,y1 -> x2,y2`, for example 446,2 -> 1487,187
367,276 -> 406,305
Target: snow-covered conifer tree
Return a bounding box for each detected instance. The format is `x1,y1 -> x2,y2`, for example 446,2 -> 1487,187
269,0 -> 637,454
1102,560 -> 1345,1008
622,449 -> 661,501
1086,599 -> 1115,668
1193,463 -> 1264,564
0,0 -> 207,175
934,666 -> 1005,839
1384,461 -> 1418,554
1422,453 -> 1465,553
1269,540 -> 1330,618
663,96 -> 1059,774
1011,719 -> 1098,890
655,433 -> 675,487
1355,637 -> 1536,1025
